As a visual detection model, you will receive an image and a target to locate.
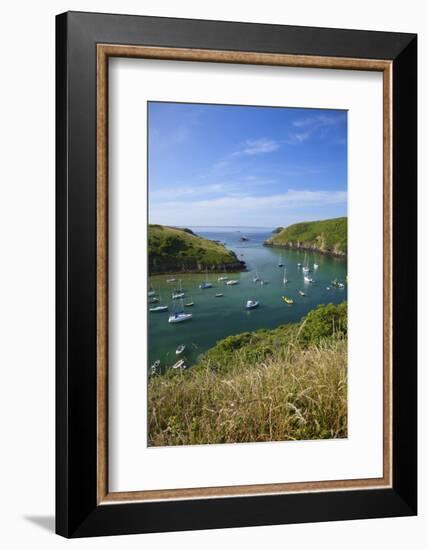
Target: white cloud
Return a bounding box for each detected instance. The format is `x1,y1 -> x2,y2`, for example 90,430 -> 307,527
285,113 -> 346,144
234,138 -> 280,156
150,188 -> 347,226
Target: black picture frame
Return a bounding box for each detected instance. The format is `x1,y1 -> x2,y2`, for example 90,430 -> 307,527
56,11 -> 417,538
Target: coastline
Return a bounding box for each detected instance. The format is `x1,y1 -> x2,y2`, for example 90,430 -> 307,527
264,242 -> 347,258
149,260 -> 247,277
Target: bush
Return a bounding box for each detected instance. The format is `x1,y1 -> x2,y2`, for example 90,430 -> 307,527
298,302 -> 347,344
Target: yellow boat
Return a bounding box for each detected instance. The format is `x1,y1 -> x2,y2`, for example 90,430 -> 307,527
282,296 -> 294,305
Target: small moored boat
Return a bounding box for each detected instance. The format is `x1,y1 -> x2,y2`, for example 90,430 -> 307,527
172,359 -> 187,370
200,270 -> 213,289
150,305 -> 168,312
226,279 -> 239,285
169,299 -> 192,324
150,360 -> 160,375
168,312 -> 192,324
176,344 -> 186,355
184,296 -> 194,307
215,293 -> 224,297
298,290 -> 306,296
282,296 -> 294,305
246,300 -> 259,309
199,282 -> 213,289
282,267 -> 288,285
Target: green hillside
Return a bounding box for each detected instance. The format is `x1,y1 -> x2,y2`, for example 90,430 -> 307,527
265,217 -> 347,255
148,302 -> 348,446
148,224 -> 245,274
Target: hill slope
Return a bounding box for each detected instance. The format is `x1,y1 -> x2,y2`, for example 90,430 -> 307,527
265,217 -> 347,256
148,302 -> 347,445
148,224 -> 245,274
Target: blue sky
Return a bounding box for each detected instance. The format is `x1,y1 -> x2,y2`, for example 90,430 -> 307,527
148,102 -> 347,228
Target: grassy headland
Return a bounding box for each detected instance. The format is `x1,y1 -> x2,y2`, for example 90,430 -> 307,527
265,217 -> 347,256
148,224 -> 245,275
148,302 -> 347,446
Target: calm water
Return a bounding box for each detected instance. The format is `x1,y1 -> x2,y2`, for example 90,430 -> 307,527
148,227 -> 347,370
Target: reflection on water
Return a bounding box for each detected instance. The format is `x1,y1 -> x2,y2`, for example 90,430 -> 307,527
148,227 -> 347,370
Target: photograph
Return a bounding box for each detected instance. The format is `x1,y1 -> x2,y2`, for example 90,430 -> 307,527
147,101 -> 348,446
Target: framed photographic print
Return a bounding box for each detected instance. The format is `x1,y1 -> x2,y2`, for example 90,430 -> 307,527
56,11 -> 417,538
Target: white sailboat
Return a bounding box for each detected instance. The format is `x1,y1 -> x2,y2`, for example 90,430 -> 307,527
282,267 -> 288,285
172,279 -> 185,299
302,253 -> 311,274
168,298 -> 192,324
304,275 -> 314,283
253,268 -> 260,283
184,295 -> 194,307
199,269 -> 213,289
218,267 -> 229,281
150,291 -> 168,312
226,279 -> 239,285
278,254 -> 284,267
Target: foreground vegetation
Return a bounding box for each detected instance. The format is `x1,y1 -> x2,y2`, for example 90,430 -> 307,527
148,303 -> 347,446
265,217 -> 347,256
148,224 -> 245,274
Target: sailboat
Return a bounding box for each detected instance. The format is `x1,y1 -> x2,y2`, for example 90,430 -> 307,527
304,275 -> 314,283
253,268 -> 260,283
278,253 -> 284,267
168,298 -> 192,324
282,267 -> 288,285
184,295 -> 194,307
199,269 -> 213,289
150,291 -> 168,312
298,290 -> 306,296
302,253 -> 311,274
226,279 -> 239,285
172,279 -> 185,299
218,266 -> 229,281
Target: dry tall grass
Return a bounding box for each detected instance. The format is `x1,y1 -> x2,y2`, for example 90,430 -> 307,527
148,337 -> 347,446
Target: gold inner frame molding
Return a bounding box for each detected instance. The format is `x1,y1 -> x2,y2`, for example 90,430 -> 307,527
96,44 -> 393,505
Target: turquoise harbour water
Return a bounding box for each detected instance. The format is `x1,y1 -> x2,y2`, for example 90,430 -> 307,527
148,227 -> 347,371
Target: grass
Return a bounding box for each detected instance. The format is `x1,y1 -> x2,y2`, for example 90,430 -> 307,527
265,217 -> 347,255
149,224 -> 243,274
148,303 -> 348,446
